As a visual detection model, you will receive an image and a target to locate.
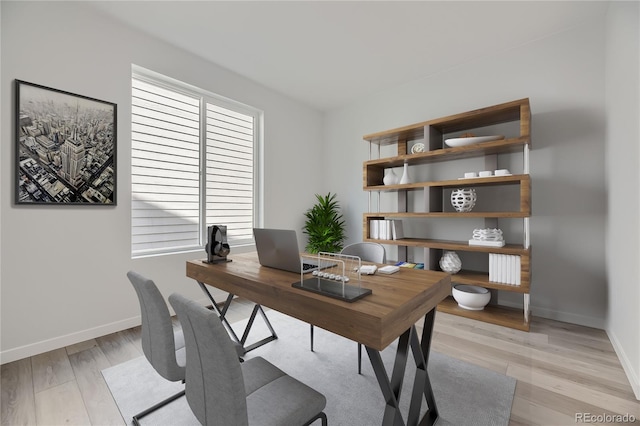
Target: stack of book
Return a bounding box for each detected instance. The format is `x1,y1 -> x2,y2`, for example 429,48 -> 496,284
369,219 -> 404,240
489,254 -> 521,285
394,261 -> 425,270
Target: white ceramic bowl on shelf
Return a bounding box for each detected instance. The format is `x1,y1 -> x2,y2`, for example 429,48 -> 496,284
452,284 -> 491,310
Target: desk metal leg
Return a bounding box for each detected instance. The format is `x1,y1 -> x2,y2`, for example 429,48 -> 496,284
407,310 -> 438,426
196,281 -> 277,354
365,309 -> 439,426
241,303 -> 278,353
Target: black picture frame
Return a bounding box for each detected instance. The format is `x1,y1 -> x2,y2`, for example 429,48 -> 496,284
15,80 -> 117,205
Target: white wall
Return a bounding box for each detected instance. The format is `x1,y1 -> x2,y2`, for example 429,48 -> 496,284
605,1 -> 640,400
0,1 -> 324,363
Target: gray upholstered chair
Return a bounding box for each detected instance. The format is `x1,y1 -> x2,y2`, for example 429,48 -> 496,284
310,242 -> 386,374
169,293 -> 327,426
340,242 -> 386,264
127,271 -> 186,425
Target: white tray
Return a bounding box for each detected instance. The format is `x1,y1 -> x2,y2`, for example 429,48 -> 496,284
445,135 -> 504,147
469,239 -> 506,247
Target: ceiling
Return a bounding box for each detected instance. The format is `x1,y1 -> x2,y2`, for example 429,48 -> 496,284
89,1 -> 609,111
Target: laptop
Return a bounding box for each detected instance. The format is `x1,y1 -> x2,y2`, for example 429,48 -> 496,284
253,228 -> 322,274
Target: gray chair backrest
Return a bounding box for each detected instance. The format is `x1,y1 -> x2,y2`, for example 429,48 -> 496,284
169,293 -> 249,426
341,242 -> 386,263
127,270 -> 185,382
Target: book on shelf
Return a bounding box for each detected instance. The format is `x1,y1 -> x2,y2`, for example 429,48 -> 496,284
489,253 -> 521,285
370,220 -> 378,239
391,220 -> 404,240
370,219 -> 404,240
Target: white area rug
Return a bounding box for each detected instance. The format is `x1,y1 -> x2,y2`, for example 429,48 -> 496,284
103,310 -> 515,425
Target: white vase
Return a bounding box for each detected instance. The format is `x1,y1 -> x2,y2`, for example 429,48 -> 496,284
399,161 -> 411,184
439,251 -> 462,274
383,168 -> 399,185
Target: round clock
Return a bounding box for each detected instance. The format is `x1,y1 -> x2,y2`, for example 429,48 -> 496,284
411,143 -> 425,154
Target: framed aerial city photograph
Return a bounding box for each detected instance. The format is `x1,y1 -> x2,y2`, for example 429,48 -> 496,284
15,80 -> 117,205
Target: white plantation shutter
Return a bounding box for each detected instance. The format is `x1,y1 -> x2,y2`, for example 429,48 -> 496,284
205,104 -> 255,246
131,68 -> 260,257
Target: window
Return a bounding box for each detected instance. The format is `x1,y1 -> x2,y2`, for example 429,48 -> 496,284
131,67 -> 261,257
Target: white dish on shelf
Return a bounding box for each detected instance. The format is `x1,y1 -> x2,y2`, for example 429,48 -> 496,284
452,284 -> 491,310
445,135 -> 504,147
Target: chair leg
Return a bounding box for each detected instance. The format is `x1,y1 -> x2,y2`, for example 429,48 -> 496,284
310,324 -> 315,352
132,388 -> 185,426
358,343 -> 362,374
302,411 -> 327,426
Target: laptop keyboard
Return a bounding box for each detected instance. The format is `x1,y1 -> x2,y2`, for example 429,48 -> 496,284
302,263 -> 316,271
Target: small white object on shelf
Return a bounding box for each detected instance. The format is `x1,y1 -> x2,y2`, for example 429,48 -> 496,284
411,143 -> 425,154
378,265 -> 400,274
495,169 -> 511,176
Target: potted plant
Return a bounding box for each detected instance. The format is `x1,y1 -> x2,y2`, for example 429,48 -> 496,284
303,192 -> 346,254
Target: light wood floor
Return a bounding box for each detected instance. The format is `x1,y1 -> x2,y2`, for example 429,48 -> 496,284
2,298 -> 638,426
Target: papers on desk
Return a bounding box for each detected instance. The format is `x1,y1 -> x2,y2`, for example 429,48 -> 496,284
378,265 -> 400,274
358,265 -> 378,275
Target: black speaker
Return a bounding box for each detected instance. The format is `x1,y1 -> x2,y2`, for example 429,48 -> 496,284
204,225 -> 231,264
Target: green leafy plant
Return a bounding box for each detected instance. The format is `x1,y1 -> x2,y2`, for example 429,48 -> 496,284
303,192 -> 346,254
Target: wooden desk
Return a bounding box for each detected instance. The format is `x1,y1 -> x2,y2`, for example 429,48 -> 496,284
187,252 -> 450,426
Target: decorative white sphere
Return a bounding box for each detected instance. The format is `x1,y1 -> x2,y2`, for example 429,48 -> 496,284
451,188 -> 477,212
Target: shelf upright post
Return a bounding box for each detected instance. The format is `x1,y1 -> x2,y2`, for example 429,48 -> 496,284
367,141 -> 382,213
523,134 -> 531,323
397,138 -> 407,262
368,141 -> 372,213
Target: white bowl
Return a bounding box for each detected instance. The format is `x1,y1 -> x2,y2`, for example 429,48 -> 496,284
452,284 -> 491,310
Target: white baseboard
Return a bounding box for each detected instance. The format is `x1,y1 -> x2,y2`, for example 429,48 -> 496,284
1,316 -> 142,365
0,295 -> 220,365
499,300 -> 606,329
607,329 -> 640,400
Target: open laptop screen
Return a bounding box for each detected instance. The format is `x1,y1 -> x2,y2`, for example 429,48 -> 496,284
253,228 -> 319,274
